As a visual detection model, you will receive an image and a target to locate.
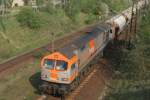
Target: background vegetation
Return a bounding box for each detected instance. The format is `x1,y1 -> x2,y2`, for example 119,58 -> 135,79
0,0 -> 149,100
0,0 -> 131,62
104,6 -> 150,100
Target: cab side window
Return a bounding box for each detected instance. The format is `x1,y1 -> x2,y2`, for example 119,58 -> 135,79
71,64 -> 76,71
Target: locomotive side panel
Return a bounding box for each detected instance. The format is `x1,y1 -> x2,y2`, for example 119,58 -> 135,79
78,31 -> 108,72
95,32 -> 104,50
78,46 -> 91,68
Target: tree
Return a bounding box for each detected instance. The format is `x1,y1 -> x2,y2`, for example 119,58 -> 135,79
0,0 -> 13,8
64,0 -> 81,21
16,7 -> 43,29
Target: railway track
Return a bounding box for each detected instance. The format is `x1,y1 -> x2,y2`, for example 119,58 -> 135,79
0,24 -> 95,73
36,66 -> 98,100
66,68 -> 98,100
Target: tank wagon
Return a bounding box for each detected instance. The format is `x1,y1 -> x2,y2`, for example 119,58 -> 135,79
106,0 -> 149,39
39,0 -> 149,95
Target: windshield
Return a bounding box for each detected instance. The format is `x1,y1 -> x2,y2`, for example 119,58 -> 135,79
43,59 -> 67,71
44,59 -> 55,70
56,60 -> 67,71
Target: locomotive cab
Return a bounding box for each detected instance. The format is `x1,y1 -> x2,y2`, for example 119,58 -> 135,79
41,52 -> 78,84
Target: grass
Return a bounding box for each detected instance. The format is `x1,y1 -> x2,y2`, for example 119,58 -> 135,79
0,0 -> 132,63
0,8 -> 93,100
0,60 -> 41,100
102,0 -> 131,13
0,9 -> 86,63
104,79 -> 150,100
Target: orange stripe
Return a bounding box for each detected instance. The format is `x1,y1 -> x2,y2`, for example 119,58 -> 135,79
50,70 -> 58,79
70,72 -> 76,81
51,73 -> 57,79
89,39 -> 94,49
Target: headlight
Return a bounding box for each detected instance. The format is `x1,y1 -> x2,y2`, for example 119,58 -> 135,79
61,78 -> 69,81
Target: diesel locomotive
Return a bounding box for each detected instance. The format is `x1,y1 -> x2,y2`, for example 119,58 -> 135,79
39,0 -> 149,95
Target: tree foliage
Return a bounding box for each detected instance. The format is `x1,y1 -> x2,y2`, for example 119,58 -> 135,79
80,0 -> 102,15
36,0 -> 44,6
64,0 -> 105,22
64,0 -> 81,21
16,8 -> 43,29
44,1 -> 56,14
0,0 -> 13,8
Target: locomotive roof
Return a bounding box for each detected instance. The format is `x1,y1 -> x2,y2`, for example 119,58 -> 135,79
58,23 -> 111,59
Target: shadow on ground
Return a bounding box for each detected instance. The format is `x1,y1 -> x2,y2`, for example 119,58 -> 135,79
29,72 -> 42,95
29,72 -> 61,99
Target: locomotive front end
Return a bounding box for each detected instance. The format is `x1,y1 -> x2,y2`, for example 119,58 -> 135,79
40,52 -> 78,95
41,52 -> 71,84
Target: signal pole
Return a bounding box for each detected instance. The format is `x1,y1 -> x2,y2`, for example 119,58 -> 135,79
127,0 -> 138,49
0,0 -> 5,17
51,32 -> 55,53
0,0 -> 6,32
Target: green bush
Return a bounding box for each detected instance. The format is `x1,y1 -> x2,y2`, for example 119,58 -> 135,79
47,3 -> 58,14
16,8 -> 42,29
64,0 -> 103,22
0,0 -> 12,8
84,13 -> 97,24
36,0 -> 44,6
64,0 -> 81,22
